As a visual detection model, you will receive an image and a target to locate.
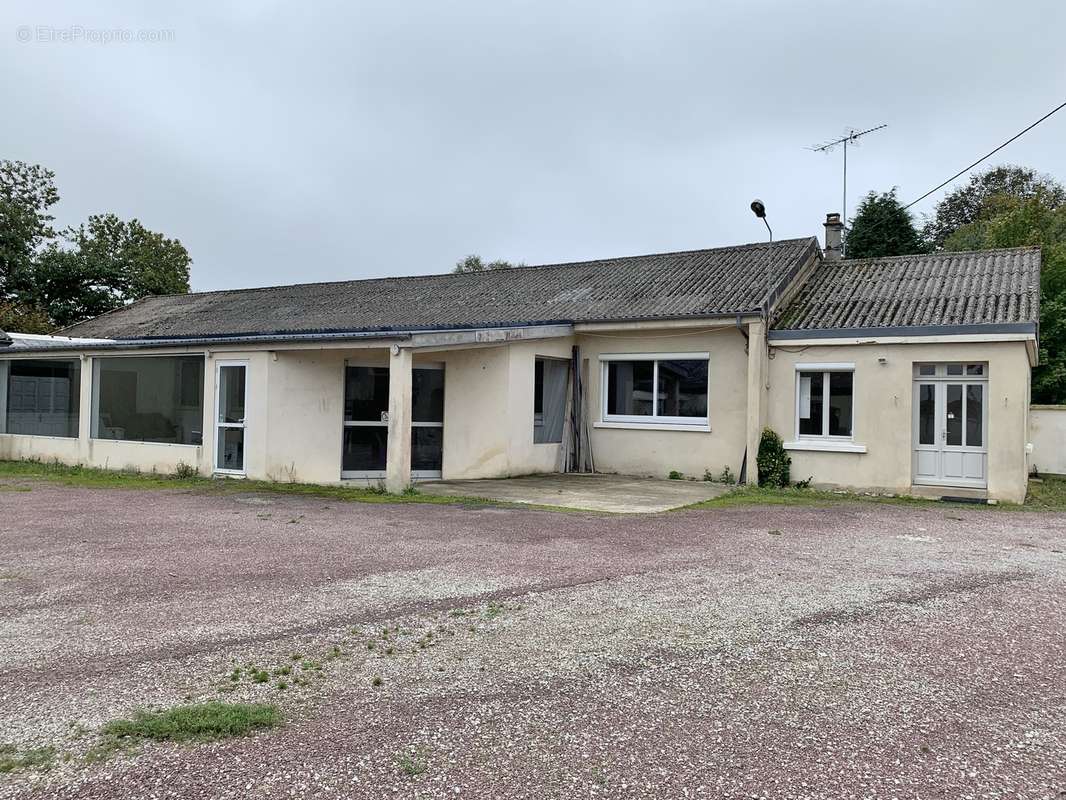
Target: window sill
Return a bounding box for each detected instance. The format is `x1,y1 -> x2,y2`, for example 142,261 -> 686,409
90,438 -> 203,449
784,440 -> 867,454
595,421 -> 711,433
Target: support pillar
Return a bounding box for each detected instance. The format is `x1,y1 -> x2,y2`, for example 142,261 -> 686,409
385,345 -> 413,493
744,320 -> 768,486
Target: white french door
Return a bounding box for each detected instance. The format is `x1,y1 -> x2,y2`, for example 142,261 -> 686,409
214,361 -> 248,475
912,363 -> 988,488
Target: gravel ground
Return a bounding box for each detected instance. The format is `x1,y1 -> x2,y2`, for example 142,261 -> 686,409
0,482 -> 1064,799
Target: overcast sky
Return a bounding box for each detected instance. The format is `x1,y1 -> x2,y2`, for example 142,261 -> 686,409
3,1 -> 1065,291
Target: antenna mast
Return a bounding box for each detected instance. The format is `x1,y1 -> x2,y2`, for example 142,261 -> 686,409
810,124 -> 887,256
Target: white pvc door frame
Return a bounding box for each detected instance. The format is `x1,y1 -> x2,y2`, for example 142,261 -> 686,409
214,359 -> 249,476
912,364 -> 988,489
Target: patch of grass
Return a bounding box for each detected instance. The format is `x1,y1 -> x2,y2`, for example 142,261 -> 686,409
0,459 -> 581,511
250,670 -> 270,684
396,751 -> 427,777
1024,473 -> 1066,510
681,484 -> 1029,512
0,745 -> 56,774
99,702 -> 281,745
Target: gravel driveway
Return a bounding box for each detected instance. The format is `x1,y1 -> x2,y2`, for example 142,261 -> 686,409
0,482 -> 1064,799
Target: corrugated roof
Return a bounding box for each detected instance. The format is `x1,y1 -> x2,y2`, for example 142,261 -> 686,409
772,247 -> 1041,332
61,238 -> 820,340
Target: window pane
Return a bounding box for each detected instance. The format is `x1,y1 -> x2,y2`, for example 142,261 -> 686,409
533,359 -> 544,415
342,426 -> 387,471
344,366 -> 389,422
217,366 -> 246,424
918,384 -> 935,445
966,364 -> 984,376
946,384 -> 963,445
95,356 -> 204,444
798,371 -> 823,436
412,426 -> 443,470
412,368 -> 444,423
966,385 -> 983,447
946,364 -> 964,376
6,359 -> 80,437
606,361 -> 654,416
918,364 -> 935,376
534,358 -> 569,443
828,372 -> 853,437
657,360 -> 708,418
216,427 -> 244,471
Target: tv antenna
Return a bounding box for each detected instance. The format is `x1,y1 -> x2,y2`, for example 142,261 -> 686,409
810,124 -> 887,256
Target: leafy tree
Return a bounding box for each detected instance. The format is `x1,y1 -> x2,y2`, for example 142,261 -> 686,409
453,254 -> 523,273
943,192 -> 1066,402
0,160 -> 59,301
0,160 -> 192,332
24,215 -> 191,329
845,189 -> 926,259
0,301 -> 51,334
924,165 -> 1066,250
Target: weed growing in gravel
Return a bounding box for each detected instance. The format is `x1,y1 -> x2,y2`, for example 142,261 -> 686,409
99,702 -> 281,745
485,601 -> 504,619
251,670 -> 270,684
276,681 -> 288,691
273,666 -> 291,677
0,745 -> 55,774
290,653 -> 303,661
396,751 -> 427,777
370,676 -> 383,687
768,529 -> 782,536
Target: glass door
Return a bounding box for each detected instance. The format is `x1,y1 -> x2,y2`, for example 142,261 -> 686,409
215,361 -> 248,474
341,363 -> 444,480
912,364 -> 987,488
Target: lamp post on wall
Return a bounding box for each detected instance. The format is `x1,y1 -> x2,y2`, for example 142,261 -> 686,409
750,199 -> 772,316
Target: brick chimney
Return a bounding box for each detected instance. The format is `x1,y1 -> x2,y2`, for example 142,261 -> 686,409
823,212 -> 844,261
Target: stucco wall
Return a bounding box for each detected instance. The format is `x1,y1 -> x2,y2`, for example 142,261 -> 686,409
577,327 -> 749,480
440,338 -> 574,479
1030,406 -> 1066,475
765,340 -> 1031,503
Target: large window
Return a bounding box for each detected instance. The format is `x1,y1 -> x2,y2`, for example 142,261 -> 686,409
0,359 -> 80,437
796,365 -> 854,439
601,353 -> 709,427
534,357 -> 569,444
92,356 -> 204,444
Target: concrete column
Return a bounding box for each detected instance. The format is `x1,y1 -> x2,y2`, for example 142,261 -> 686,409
744,320 -> 768,485
385,345 -> 413,493
77,354 -> 92,464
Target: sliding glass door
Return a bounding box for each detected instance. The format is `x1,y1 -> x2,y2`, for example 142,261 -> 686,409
341,363 -> 443,479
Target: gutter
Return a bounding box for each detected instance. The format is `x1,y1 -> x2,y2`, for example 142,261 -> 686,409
768,322 -> 1038,341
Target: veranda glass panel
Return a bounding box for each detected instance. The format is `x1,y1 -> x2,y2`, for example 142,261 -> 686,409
345,367 -> 389,422
343,426 -> 388,471
966,385 -> 984,447
5,359 -> 80,437
95,356 -> 204,444
412,427 -> 443,470
412,369 -> 444,423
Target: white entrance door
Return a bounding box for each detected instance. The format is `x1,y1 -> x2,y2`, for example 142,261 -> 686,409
912,363 -> 988,488
215,361 -> 248,474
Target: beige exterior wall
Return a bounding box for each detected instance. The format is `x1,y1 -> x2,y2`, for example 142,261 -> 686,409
1030,405 -> 1066,475
577,326 -> 749,480
0,332 -> 1035,501
765,340 -> 1032,503
440,337 -> 574,479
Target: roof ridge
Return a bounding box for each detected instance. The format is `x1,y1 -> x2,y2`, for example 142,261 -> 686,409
153,237 -> 818,301
834,244 -> 1041,268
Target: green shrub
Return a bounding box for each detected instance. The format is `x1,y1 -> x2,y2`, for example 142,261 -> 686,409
756,428 -> 791,488
719,465 -> 736,485
173,461 -> 198,480
668,470 -> 683,480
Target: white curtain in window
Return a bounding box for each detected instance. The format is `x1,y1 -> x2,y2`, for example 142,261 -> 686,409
536,359 -> 569,444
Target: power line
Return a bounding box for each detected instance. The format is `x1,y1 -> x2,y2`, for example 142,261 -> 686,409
902,98 -> 1066,212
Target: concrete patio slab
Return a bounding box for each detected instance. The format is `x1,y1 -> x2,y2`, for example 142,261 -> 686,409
419,472 -> 734,512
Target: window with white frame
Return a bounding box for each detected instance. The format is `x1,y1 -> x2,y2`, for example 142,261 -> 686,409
796,364 -> 854,439
601,353 -> 709,426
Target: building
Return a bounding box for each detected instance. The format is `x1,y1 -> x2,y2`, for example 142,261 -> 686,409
0,215 -> 1041,503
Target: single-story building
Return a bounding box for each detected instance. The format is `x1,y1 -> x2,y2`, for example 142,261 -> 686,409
0,214 -> 1041,503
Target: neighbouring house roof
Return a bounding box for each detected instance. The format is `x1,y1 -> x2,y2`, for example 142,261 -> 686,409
60,238 -> 821,340
771,246 -> 1041,337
